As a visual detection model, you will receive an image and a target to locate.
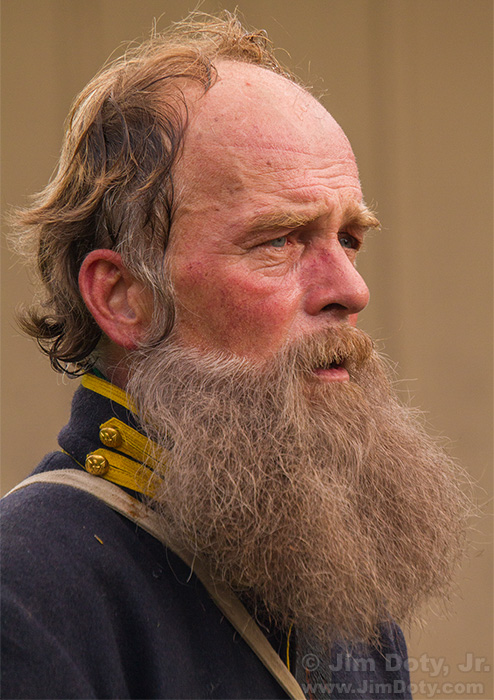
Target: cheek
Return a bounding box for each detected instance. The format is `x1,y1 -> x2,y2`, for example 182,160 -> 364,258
174,263 -> 297,353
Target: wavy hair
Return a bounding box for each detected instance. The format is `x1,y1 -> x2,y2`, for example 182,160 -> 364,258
11,11 -> 295,374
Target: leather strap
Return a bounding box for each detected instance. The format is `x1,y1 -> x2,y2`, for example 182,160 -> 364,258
5,470 -> 305,700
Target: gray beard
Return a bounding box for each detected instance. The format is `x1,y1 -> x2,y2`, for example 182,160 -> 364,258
126,325 -> 471,651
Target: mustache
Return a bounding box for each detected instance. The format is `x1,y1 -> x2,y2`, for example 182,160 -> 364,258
278,324 -> 374,376
140,323 -> 375,388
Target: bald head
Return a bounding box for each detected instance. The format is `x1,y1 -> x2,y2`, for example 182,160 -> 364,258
185,61 -> 350,144
173,61 -> 361,215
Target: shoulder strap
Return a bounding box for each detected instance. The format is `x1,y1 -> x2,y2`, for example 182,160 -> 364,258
5,470 -> 305,700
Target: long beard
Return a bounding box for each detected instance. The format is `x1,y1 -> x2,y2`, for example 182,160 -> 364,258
126,325 -> 471,650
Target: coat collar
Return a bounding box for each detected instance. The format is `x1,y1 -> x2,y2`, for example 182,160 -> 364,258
60,374 -> 168,498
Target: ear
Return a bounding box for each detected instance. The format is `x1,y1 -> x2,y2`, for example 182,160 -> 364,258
78,249 -> 153,350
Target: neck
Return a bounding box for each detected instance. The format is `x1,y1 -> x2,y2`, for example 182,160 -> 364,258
95,340 -> 132,389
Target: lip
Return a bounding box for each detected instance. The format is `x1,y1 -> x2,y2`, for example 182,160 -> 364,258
312,366 -> 349,383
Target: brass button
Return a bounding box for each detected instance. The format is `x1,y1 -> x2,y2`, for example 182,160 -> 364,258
85,454 -> 109,476
99,426 -> 122,448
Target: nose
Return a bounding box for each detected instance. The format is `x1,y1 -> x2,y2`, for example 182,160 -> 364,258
303,243 -> 370,320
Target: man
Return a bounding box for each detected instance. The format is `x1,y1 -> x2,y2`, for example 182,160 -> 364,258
1,12 -> 469,700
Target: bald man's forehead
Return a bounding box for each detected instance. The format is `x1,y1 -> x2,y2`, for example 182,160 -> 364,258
185,61 -> 343,145
177,61 -> 357,186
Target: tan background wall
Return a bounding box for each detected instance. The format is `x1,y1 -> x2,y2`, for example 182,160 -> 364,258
1,1 -> 492,698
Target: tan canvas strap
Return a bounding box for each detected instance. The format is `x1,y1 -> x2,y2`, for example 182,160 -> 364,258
5,470 -> 305,700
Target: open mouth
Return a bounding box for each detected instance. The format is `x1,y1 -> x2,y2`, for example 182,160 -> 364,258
312,357 -> 349,382
320,360 -> 343,370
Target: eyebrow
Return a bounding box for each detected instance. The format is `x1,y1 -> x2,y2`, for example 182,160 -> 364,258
247,202 -> 380,235
343,202 -> 381,231
247,211 -> 316,233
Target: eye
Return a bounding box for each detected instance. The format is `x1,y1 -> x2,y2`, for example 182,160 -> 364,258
269,236 -> 288,248
338,232 -> 359,250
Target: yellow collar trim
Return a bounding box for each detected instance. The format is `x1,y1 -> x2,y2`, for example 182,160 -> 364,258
63,447 -> 162,498
79,373 -> 169,498
81,373 -> 135,412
